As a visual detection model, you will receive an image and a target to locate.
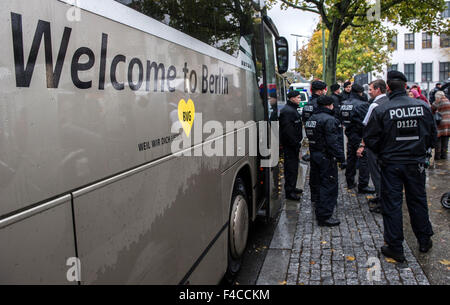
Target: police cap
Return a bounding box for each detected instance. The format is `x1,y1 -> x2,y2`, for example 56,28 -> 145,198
287,90 -> 300,99
311,80 -> 327,91
344,81 -> 352,88
330,84 -> 340,92
387,70 -> 407,82
317,96 -> 334,106
351,83 -> 364,93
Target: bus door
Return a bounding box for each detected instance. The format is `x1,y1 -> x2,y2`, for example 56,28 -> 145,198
255,17 -> 289,220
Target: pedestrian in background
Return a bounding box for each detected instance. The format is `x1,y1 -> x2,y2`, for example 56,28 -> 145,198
429,82 -> 442,104
305,96 -> 345,227
432,91 -> 450,160
364,71 -> 436,262
280,90 -> 303,201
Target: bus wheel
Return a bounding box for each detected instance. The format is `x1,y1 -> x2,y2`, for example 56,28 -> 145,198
226,177 -> 249,281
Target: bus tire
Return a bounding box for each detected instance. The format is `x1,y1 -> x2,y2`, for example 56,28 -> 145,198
225,176 -> 249,281
441,192 -> 450,209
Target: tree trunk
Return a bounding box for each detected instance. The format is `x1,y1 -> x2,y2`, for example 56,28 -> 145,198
324,22 -> 342,87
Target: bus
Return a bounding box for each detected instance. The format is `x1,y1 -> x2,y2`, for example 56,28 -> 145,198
0,0 -> 289,284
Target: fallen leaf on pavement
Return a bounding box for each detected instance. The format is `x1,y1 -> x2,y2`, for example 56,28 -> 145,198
439,259 -> 450,266
346,256 -> 355,261
279,281 -> 287,285
310,261 -> 316,265
321,241 -> 327,245
385,257 -> 397,263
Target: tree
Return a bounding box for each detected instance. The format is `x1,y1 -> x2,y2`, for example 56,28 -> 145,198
267,0 -> 450,85
297,23 -> 395,82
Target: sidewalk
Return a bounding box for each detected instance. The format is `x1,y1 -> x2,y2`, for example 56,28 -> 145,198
256,167 -> 430,285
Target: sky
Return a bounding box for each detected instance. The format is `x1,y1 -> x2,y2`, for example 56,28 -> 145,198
267,2 -> 320,71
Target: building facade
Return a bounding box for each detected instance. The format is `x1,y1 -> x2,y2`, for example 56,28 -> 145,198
381,2 -> 450,96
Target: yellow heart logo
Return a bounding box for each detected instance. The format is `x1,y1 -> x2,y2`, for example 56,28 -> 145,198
178,99 -> 195,137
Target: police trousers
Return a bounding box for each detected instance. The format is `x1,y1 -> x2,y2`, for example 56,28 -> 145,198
380,163 -> 433,253
346,135 -> 369,187
311,151 -> 338,221
283,145 -> 300,194
367,148 -> 381,198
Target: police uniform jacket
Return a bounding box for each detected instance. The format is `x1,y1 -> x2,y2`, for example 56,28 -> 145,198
301,93 -> 320,122
341,91 -> 351,101
305,107 -> 345,162
331,93 -> 343,122
280,100 -> 303,148
340,92 -> 369,140
363,90 -> 437,164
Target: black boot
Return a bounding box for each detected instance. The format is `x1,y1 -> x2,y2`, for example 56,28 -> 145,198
419,239 -> 433,253
381,245 -> 405,262
294,188 -> 303,194
286,193 -> 301,201
318,217 -> 340,227
358,185 -> 376,194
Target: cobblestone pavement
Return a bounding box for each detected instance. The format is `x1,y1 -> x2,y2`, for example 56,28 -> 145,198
257,168 -> 431,285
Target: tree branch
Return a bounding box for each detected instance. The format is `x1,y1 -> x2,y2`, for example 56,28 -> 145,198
279,0 -> 320,14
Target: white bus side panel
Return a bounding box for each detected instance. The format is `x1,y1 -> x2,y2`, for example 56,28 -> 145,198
0,0 -> 254,216
72,155 -> 226,284
0,195 -> 77,284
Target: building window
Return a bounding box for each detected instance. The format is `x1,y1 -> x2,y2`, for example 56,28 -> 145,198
441,33 -> 450,48
422,33 -> 432,48
405,33 -> 415,49
422,63 -> 433,82
388,64 -> 398,72
390,35 -> 397,50
440,62 -> 450,81
443,1 -> 450,18
404,64 -> 415,82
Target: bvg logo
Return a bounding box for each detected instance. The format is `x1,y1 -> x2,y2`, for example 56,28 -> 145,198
178,99 -> 195,137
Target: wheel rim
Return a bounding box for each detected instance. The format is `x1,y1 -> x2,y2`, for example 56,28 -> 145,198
229,194 -> 249,259
442,193 -> 450,209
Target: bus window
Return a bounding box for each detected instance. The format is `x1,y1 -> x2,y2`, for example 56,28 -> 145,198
114,0 -> 253,57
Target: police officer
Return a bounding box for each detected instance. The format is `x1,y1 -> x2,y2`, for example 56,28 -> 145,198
302,80 -> 327,203
280,90 -> 303,201
330,83 -> 345,166
340,84 -> 374,193
342,81 -> 352,101
302,80 -> 327,123
364,71 -> 437,262
305,96 -> 345,226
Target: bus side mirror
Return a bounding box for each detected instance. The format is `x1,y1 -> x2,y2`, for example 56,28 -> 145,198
276,37 -> 289,74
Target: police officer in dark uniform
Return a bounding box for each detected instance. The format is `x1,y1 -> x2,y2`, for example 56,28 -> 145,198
330,83 -> 345,166
302,80 -> 327,123
305,96 -> 345,226
340,84 -> 375,193
302,80 -> 327,203
342,81 -> 352,101
280,90 -> 303,201
364,71 -> 437,262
